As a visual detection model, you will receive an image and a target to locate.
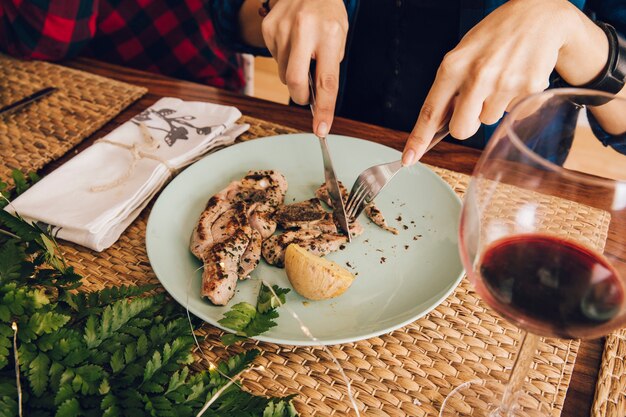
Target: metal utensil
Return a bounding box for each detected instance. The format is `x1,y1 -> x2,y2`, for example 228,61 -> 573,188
308,73 -> 352,241
0,87 -> 57,118
345,126 -> 450,221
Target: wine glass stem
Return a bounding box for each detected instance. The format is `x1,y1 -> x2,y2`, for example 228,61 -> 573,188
494,331 -> 540,417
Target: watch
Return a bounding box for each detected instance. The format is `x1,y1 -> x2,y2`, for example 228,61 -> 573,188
556,21 -> 626,94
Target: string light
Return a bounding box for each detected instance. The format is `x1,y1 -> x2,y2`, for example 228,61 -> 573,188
12,322 -> 23,417
185,266 -> 361,416
262,280 -> 361,416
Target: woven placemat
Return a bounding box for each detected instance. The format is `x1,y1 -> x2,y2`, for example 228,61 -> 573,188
592,329 -> 626,417
3,115 -> 609,416
0,54 -> 147,183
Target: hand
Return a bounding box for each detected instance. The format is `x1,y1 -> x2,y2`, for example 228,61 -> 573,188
401,0 -> 610,166
261,0 -> 349,136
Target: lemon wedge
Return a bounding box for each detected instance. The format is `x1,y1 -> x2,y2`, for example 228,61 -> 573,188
284,244 -> 355,300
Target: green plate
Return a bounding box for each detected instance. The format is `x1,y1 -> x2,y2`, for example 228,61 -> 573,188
146,134 -> 463,346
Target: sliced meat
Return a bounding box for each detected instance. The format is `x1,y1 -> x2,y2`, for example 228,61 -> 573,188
210,201 -> 248,245
249,208 -> 277,239
315,181 -> 348,207
274,198 -> 330,229
238,229 -> 262,279
191,170 -> 287,257
190,190 -> 233,259
192,170 -> 289,303
364,204 -> 398,235
315,183 -> 364,237
201,227 -> 251,305
262,229 -> 348,268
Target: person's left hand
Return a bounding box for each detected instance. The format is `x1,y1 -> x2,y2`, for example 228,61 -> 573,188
401,0 -> 609,166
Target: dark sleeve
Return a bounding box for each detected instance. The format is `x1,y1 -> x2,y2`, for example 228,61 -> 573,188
587,111 -> 626,155
586,0 -> 626,36
208,0 -> 359,56
0,0 -> 98,61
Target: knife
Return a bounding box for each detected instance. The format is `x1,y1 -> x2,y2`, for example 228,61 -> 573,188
0,87 -> 57,118
308,73 -> 352,242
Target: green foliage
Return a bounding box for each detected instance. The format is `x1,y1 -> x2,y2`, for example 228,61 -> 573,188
0,171 -> 297,416
219,284 -> 290,346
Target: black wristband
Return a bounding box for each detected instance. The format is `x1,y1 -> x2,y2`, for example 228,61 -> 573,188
556,21 -> 626,94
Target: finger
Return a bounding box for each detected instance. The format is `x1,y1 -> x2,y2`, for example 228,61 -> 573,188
480,91 -> 514,125
275,39 -> 291,85
313,39 -> 343,137
285,33 -> 313,105
402,74 -> 459,166
448,84 -> 486,140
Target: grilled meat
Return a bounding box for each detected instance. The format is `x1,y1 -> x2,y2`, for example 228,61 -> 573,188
262,229 -> 348,268
316,182 -> 395,235
201,226 -> 251,305
191,170 -> 288,304
315,183 -> 363,237
238,229 -> 262,279
274,198 -> 338,233
364,204 -> 398,235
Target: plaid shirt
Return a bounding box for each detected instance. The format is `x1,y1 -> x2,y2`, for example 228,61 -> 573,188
0,0 -> 245,91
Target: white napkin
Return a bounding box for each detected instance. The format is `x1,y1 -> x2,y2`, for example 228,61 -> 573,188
7,97 -> 249,251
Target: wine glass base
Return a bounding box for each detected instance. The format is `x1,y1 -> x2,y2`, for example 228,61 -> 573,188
439,379 -> 550,417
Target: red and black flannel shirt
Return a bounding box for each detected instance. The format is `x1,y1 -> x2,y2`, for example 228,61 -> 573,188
0,0 -> 245,91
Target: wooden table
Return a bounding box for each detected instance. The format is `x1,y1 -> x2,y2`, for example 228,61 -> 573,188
54,58 -> 603,417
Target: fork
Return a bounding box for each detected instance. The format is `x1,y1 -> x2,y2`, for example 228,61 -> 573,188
344,127 -> 450,221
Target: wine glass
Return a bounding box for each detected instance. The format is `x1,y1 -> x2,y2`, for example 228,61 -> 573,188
440,89 -> 626,416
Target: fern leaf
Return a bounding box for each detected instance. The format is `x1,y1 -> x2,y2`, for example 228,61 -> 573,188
85,297 -> 154,348
111,350 -> 125,373
0,380 -> 17,417
220,334 -> 247,346
29,352 -> 50,396
263,399 -> 298,417
72,364 -> 106,395
218,302 -> 256,332
143,351 -> 162,383
0,305 -> 9,322
55,398 -> 80,417
0,210 -> 41,241
219,349 -> 260,378
0,240 -> 23,282
165,367 -> 189,395
0,324 -> 11,370
29,311 -> 70,336
54,384 -> 75,406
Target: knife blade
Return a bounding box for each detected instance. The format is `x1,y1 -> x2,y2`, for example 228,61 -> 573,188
0,87 -> 57,118
308,73 -> 352,241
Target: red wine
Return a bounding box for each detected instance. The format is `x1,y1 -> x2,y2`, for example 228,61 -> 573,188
478,234 -> 624,338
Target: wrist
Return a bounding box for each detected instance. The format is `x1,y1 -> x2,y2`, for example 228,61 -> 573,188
556,10 -> 610,86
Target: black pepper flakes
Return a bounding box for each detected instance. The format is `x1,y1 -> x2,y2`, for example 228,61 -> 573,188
380,257 -> 386,264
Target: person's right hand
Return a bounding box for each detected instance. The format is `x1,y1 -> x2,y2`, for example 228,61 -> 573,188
262,0 -> 349,137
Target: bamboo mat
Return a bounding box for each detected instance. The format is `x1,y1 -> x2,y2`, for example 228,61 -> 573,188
592,329 -> 626,417
0,54 -> 146,183
37,116 -> 612,417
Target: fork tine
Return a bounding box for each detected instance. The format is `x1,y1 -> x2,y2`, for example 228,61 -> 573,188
347,186 -> 369,220
346,181 -> 366,217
